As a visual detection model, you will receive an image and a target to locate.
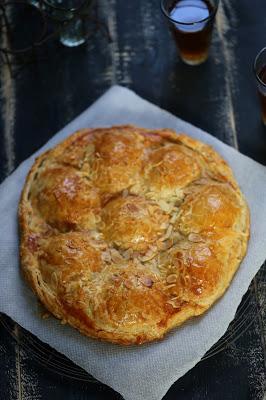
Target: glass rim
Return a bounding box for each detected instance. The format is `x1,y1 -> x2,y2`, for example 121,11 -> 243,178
254,47 -> 266,88
160,0 -> 219,26
42,0 -> 88,12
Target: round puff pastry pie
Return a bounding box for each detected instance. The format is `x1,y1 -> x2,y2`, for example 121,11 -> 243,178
19,125 -> 250,345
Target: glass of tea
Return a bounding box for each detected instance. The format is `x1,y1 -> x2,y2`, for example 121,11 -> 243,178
254,47 -> 266,125
161,0 -> 220,65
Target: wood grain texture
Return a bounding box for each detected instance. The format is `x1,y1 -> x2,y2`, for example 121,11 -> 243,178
0,7 -> 16,177
0,323 -> 42,400
215,0 -> 238,149
0,0 -> 265,398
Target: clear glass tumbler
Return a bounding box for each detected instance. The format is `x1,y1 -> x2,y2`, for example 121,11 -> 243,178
161,0 -> 220,65
43,0 -> 92,47
254,47 -> 266,125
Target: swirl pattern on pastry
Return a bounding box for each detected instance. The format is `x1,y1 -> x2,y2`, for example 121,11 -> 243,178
19,125 -> 249,344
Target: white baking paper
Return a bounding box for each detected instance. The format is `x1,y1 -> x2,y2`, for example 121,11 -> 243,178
0,86 -> 265,400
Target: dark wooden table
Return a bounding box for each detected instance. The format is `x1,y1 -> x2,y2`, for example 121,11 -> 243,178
0,0 -> 265,399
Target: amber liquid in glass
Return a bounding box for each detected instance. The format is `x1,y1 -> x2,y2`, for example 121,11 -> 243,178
258,65 -> 266,125
168,0 -> 215,65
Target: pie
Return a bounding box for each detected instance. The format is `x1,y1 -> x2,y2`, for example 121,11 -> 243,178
19,125 -> 250,345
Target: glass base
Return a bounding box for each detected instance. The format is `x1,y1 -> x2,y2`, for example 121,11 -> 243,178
180,53 -> 208,66
27,0 -> 40,6
59,18 -> 87,47
60,37 -> 86,47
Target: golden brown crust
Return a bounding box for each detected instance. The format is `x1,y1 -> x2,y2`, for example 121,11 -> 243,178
19,125 -> 250,345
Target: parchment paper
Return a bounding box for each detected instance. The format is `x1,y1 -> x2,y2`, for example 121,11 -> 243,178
0,86 -> 266,400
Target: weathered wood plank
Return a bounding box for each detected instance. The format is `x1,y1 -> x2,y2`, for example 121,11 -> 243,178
0,8 -> 16,179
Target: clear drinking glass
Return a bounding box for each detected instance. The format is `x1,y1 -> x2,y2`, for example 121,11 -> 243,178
43,0 -> 92,47
161,0 -> 220,65
254,47 -> 266,125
